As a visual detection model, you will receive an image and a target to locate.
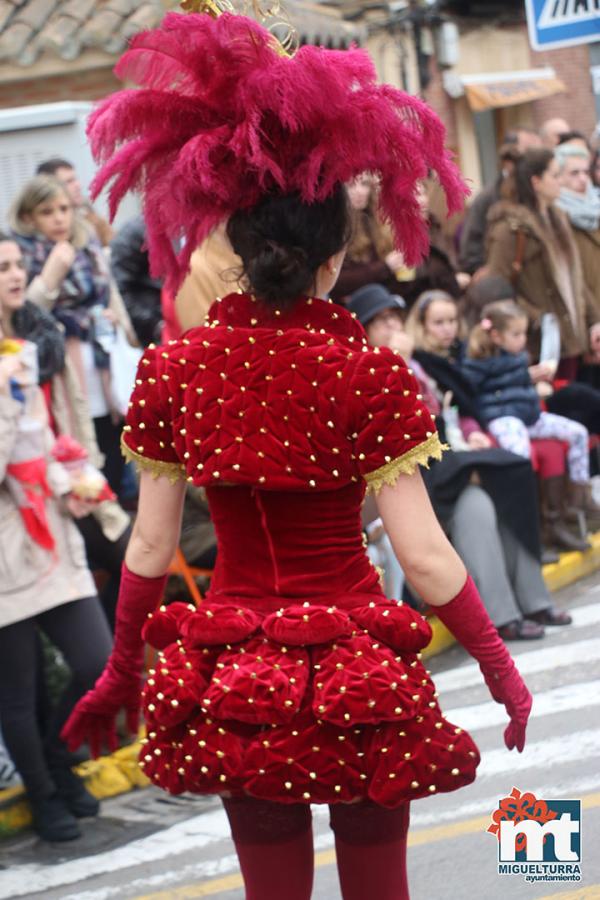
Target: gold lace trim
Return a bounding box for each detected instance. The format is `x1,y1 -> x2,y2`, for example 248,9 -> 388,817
365,433 -> 446,494
121,437 -> 187,485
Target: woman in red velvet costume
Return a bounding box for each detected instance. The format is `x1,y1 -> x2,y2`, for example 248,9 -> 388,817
62,11 -> 532,899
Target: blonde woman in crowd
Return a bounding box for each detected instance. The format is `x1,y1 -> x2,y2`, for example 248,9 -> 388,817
9,176 -> 136,494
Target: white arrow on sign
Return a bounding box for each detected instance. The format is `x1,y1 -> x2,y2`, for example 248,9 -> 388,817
539,0 -> 600,28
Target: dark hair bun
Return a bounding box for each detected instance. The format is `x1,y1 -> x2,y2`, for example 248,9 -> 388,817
246,241 -> 312,305
227,186 -> 351,309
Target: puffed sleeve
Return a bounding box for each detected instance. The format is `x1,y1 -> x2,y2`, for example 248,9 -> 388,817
348,348 -> 445,492
121,345 -> 186,483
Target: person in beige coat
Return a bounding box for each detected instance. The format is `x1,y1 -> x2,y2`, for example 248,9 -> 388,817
173,223 -> 242,332
486,149 -> 599,365
486,148 -> 600,519
1,232 -> 130,630
0,233 -> 112,843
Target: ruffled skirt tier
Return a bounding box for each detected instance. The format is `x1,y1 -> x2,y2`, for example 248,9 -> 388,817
139,599 -> 480,807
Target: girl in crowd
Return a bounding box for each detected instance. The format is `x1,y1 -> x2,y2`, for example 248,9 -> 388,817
8,176 -> 136,494
464,300 -> 599,517
63,13 -> 532,899
352,283 -> 568,640
0,233 -> 112,842
407,289 -> 590,554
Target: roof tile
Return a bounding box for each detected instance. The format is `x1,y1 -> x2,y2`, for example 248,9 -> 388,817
60,0 -> 97,24
0,0 -> 18,32
122,4 -> 163,41
0,0 -> 364,71
104,0 -> 140,16
0,20 -> 31,62
81,8 -> 125,54
14,0 -> 57,30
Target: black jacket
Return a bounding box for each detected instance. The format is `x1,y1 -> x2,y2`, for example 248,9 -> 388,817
11,301 -> 65,384
110,216 -> 162,346
461,351 -> 540,427
413,341 -> 483,426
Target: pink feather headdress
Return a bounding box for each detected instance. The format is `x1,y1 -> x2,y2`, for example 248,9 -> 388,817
89,11 -> 467,291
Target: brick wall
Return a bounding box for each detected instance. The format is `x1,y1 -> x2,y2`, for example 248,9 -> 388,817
0,67 -> 119,110
424,56 -> 458,154
530,43 -> 596,136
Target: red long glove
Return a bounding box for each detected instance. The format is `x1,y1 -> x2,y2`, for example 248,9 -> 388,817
434,575 -> 532,752
61,563 -> 167,758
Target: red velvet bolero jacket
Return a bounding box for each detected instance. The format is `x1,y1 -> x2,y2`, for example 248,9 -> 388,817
122,291 -> 443,492
121,293 -> 480,808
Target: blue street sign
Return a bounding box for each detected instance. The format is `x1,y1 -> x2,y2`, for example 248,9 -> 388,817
525,0 -> 600,50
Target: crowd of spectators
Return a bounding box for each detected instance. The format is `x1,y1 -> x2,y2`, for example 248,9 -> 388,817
1,112 -> 600,842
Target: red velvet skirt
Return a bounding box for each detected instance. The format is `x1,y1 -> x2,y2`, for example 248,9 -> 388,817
140,599 -> 480,807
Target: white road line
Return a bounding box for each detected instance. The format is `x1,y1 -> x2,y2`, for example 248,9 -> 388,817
0,806 -> 233,899
410,773 -> 600,829
477,727 -> 600,779
570,601 -> 600,628
2,728 -> 599,900
14,768 -> 600,900
4,600 -> 598,900
443,679 -> 600,732
55,833 -> 335,900
433,638 -> 600,694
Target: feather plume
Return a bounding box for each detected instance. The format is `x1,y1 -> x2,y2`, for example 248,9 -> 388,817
88,12 -> 467,291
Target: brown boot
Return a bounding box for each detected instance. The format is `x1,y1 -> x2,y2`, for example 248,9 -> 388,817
567,482 -> 600,532
540,476 -> 591,553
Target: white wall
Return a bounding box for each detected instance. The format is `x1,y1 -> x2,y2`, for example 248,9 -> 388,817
0,101 -> 140,231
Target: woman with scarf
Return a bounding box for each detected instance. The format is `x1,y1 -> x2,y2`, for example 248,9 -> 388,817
0,232 -> 112,842
61,12 -> 533,898
555,142 -> 600,319
555,143 -> 600,399
9,176 -> 136,494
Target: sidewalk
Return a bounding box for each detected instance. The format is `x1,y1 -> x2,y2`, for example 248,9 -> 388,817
2,531 -> 599,839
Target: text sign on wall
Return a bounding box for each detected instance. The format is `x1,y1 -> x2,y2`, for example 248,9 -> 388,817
525,0 -> 600,50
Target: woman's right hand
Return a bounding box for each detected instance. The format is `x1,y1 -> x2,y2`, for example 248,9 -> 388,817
40,241 -> 76,293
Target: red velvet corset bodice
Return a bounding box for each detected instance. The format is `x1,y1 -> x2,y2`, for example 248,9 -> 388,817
205,482 -> 383,612
132,296 -> 479,809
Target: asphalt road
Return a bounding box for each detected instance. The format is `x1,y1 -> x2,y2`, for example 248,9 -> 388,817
1,572 -> 599,900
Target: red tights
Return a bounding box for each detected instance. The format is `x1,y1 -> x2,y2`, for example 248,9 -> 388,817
222,796 -> 410,900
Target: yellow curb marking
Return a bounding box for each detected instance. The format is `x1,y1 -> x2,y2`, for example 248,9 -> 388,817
132,792 -> 600,899
534,886 -> 600,900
